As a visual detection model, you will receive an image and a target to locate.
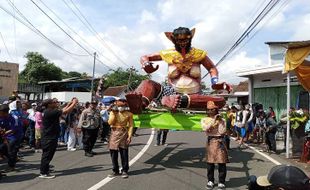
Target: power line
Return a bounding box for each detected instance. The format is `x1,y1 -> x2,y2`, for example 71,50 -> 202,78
0,32 -> 13,60
1,2 -> 113,75
2,1 -> 87,57
226,0 -> 291,60
30,0 -> 93,56
226,0 -> 269,49
202,0 -> 282,79
35,0 -> 115,64
12,0 -> 18,60
68,0 -> 130,68
62,0 -> 130,68
5,1 -> 114,74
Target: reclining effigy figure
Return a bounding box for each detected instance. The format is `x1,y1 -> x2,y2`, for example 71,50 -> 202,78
126,27 -> 231,114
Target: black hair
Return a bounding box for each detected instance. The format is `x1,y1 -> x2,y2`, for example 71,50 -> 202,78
173,27 -> 191,36
35,105 -> 44,112
172,27 -> 192,53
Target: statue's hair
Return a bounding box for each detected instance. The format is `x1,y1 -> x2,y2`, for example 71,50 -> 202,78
172,27 -> 191,37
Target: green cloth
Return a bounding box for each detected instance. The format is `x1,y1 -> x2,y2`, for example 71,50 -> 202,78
133,112 -> 205,131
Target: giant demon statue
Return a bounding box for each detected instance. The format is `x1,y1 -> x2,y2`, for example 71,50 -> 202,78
126,27 -> 231,114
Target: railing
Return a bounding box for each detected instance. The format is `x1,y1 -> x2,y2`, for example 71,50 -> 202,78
18,83 -> 43,93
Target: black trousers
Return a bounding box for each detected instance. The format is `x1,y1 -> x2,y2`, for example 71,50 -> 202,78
7,139 -> 20,168
156,129 -> 168,145
266,132 -> 276,152
100,122 -> 110,141
82,128 -> 99,153
110,148 -> 129,173
40,138 -> 58,174
207,163 -> 227,184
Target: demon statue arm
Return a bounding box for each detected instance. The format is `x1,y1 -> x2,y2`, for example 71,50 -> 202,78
201,56 -> 232,92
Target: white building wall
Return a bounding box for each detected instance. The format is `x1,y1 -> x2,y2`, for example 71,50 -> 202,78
43,92 -> 91,103
269,45 -> 286,65
253,71 -> 299,88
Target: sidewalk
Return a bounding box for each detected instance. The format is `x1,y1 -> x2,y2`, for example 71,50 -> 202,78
246,136 -> 310,173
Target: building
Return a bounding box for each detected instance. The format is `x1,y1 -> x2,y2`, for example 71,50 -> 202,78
214,81 -> 249,106
38,77 -> 101,103
0,61 -> 19,102
103,85 -> 128,98
236,41 -> 309,119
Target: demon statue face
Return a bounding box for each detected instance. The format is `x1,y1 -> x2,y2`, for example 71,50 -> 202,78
165,27 -> 195,57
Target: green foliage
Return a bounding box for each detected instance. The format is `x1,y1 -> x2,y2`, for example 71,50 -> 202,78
62,71 -> 83,79
20,52 -> 62,84
103,67 -> 149,90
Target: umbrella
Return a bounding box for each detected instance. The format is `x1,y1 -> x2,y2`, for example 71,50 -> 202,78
101,96 -> 116,106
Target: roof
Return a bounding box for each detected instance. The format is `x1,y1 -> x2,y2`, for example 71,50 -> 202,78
38,77 -> 100,84
232,80 -> 248,92
265,40 -> 310,49
103,85 -> 127,96
236,64 -> 283,77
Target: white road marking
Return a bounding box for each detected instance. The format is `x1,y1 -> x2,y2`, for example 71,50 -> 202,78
88,130 -> 155,190
231,137 -> 281,165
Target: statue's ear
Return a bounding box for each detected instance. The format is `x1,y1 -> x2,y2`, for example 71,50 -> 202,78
191,28 -> 196,38
165,32 -> 173,42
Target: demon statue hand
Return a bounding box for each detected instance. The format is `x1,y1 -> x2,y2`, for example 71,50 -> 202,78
126,27 -> 232,114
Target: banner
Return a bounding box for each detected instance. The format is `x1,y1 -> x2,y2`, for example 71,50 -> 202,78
133,112 -> 205,131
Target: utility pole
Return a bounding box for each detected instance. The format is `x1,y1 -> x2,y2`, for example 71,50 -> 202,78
91,52 -> 96,101
127,66 -> 134,91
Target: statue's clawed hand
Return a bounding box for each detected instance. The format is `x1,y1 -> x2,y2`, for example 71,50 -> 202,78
142,62 -> 159,74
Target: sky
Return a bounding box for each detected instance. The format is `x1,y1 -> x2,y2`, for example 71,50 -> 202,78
0,0 -> 309,86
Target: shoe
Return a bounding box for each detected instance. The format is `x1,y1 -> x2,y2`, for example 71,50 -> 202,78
154,144 -> 159,146
218,183 -> 226,190
206,181 -> 214,190
121,172 -> 129,179
162,143 -> 168,146
38,174 -> 55,179
91,151 -> 97,155
67,148 -> 77,151
85,152 -> 93,157
107,172 -> 120,178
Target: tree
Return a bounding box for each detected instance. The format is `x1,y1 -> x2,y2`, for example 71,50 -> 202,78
62,71 -> 83,79
103,67 -> 149,90
20,52 -> 62,84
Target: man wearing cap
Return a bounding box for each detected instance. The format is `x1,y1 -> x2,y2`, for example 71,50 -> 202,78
77,100 -> 101,157
256,165 -> 310,190
201,101 -> 228,190
39,98 -> 78,179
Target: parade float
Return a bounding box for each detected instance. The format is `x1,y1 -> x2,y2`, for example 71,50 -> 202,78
124,27 -> 231,131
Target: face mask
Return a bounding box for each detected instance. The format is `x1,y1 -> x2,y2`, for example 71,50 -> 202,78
118,106 -> 126,112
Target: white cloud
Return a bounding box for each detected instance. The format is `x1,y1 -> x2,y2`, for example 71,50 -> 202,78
290,13 -> 310,40
0,0 -> 309,86
139,10 -> 157,24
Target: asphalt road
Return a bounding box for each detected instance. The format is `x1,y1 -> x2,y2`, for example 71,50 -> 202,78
0,128 -> 298,190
